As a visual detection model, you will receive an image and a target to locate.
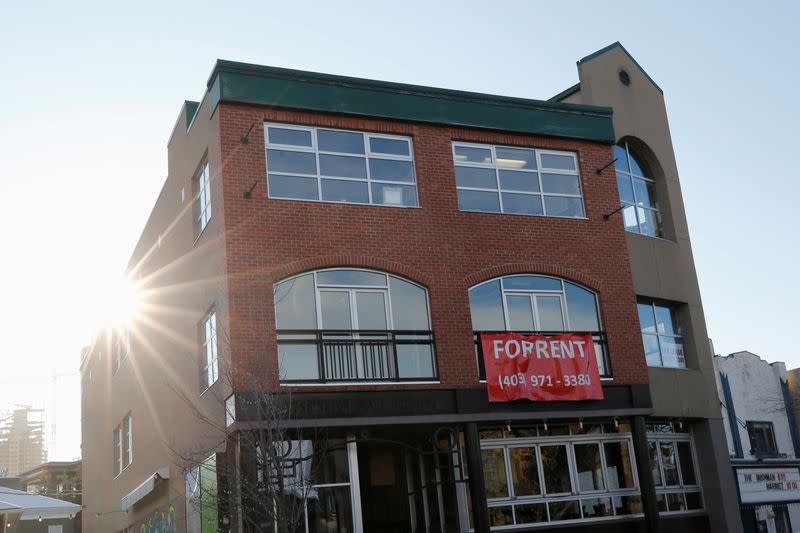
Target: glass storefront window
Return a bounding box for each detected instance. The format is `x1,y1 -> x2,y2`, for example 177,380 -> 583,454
575,443 -> 605,492
647,424 -> 703,515
481,448 -> 509,499
541,445 -> 572,494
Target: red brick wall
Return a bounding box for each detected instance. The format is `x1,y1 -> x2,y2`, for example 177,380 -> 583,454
215,103 -> 648,391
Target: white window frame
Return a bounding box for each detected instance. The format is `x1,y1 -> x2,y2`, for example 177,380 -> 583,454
616,141 -> 662,237
646,427 -> 703,514
114,328 -> 130,373
196,160 -> 211,236
452,142 -> 585,218
201,310 -> 219,391
638,300 -> 686,369
114,425 -> 122,477
124,414 -> 133,468
264,122 -> 419,208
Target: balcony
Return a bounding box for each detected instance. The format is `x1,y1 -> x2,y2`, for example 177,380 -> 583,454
474,331 -> 612,380
277,330 -> 437,383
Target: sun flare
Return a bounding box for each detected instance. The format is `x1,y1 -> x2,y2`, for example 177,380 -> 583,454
90,274 -> 143,331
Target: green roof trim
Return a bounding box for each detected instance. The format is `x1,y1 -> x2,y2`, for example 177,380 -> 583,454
184,100 -> 200,130
549,83 -> 581,102
206,60 -> 615,143
578,42 -> 663,94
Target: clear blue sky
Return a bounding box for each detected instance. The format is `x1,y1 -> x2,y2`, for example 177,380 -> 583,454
1,1 -> 798,459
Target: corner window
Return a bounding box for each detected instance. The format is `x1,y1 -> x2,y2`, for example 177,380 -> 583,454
468,275 -> 610,378
274,269 -> 435,382
452,142 -> 584,218
637,300 -> 685,368
746,421 -> 778,457
195,160 -> 211,235
647,424 -> 702,513
265,123 -> 419,207
614,142 -> 662,237
201,310 -> 219,390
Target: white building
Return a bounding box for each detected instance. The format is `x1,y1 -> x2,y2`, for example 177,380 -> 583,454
715,350 -> 800,533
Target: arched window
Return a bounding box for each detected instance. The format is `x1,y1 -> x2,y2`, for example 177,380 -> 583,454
468,275 -> 610,377
274,269 -> 436,383
615,141 -> 662,237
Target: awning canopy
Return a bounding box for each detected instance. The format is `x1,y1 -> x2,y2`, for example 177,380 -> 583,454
0,487 -> 80,520
121,467 -> 170,510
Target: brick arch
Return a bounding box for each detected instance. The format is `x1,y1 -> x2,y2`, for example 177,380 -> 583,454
269,255 -> 434,287
463,262 -> 603,292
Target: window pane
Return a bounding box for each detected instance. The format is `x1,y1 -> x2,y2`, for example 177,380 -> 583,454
311,439 -> 350,484
468,280 -> 504,330
506,295 -> 534,331
638,304 -> 657,333
502,193 -> 543,215
633,178 -> 657,209
677,442 -> 696,485
666,492 -> 686,511
458,190 -> 500,213
649,441 -> 662,486
509,447 -> 540,496
614,145 -> 629,172
481,448 -> 509,498
617,174 -> 635,203
544,196 -> 584,217
655,493 -> 667,512
541,173 -> 581,195
502,276 -> 562,291
639,207 -> 662,237
320,179 -> 369,203
498,170 -> 539,192
581,498 -> 613,518
396,344 -> 435,378
278,344 -> 319,380
654,306 -> 678,335
603,441 -> 635,489
574,443 -> 605,492
622,204 -> 640,232
628,151 -> 646,177
685,492 -> 703,510
540,153 -> 576,171
495,147 -> 536,169
269,174 -> 319,200
389,277 -> 430,329
613,495 -> 643,515
660,336 -> 686,368
455,166 -> 497,189
267,149 -> 317,174
369,137 -> 409,156
320,291 -> 352,329
275,273 -> 317,329
308,486 -> 354,533
548,500 -> 580,521
515,503 -> 547,524
540,445 -> 571,494
660,442 -> 680,486
369,159 -> 414,182
643,334 -> 663,366
371,183 -> 417,207
536,296 -> 564,331
564,283 -> 600,331
317,129 -> 365,154
319,154 -> 367,178
268,127 -> 312,147
454,145 -> 492,164
317,270 -> 387,286
488,506 -> 513,526
355,292 -> 387,330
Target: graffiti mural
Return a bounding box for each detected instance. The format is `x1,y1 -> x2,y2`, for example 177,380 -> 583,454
139,505 -> 177,533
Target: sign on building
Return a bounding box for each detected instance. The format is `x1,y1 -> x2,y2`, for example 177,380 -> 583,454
737,468 -> 800,504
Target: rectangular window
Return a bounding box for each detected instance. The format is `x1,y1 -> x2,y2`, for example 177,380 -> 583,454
647,424 -> 702,513
265,123 -> 419,207
637,299 -> 686,368
114,425 -> 122,477
114,328 -> 130,372
746,421 -> 778,456
124,414 -> 132,468
201,310 -> 219,390
196,160 -> 211,235
478,424 -> 642,526
452,142 -> 584,218
225,395 -> 235,427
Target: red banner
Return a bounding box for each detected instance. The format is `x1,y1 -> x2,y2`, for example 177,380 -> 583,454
481,333 -> 604,402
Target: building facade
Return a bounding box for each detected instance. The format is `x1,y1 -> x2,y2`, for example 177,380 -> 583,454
80,43 -> 739,532
0,408 -> 46,477
716,351 -> 800,533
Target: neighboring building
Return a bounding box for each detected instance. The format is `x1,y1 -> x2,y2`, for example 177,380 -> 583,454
715,351 -> 800,533
0,408 -> 46,477
18,460 -> 81,506
80,43 -> 739,532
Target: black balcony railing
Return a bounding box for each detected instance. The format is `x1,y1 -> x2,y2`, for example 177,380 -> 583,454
474,331 -> 612,380
277,330 -> 437,383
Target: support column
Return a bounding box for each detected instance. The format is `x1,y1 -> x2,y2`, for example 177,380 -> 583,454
464,422 -> 490,533
632,415 -> 660,533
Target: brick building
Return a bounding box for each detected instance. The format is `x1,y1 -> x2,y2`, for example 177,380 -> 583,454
80,43 -> 740,532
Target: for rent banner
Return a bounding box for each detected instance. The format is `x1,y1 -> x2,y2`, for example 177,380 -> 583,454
481,333 -> 604,402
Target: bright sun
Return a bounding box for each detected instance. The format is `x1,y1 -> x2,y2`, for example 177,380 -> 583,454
91,275 -> 143,330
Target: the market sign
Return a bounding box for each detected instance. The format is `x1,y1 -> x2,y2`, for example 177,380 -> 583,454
481,333 -> 603,402
737,468 -> 800,504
